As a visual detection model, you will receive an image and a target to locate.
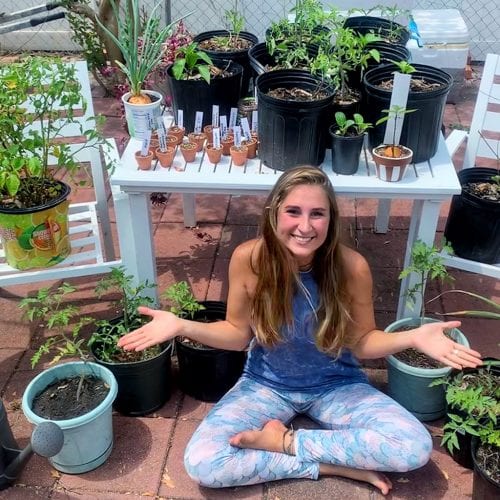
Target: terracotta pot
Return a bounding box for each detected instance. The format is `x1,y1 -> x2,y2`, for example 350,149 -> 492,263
188,132 -> 206,152
165,135 -> 178,148
135,150 -> 153,170
243,138 -> 258,159
155,146 -> 176,168
180,142 -> 197,163
203,124 -> 214,137
168,125 -> 185,145
205,144 -> 223,165
372,145 -> 413,182
148,139 -> 160,159
221,134 -> 234,156
230,145 -> 248,167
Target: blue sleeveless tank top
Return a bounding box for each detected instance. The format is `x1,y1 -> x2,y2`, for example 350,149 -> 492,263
244,270 -> 368,392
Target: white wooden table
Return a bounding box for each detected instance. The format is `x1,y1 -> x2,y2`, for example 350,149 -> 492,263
111,135 -> 461,319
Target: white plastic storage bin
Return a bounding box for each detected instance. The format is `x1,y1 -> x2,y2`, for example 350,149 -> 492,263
407,9 -> 469,103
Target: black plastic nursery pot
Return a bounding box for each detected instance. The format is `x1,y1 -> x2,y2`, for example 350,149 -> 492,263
363,63 -> 453,163
444,168 -> 500,264
471,437 -> 500,499
256,70 -> 335,171
175,301 -> 246,402
91,340 -> 173,416
193,30 -> 258,97
166,59 -> 243,134
329,127 -> 365,175
365,41 -> 410,68
343,16 -> 410,45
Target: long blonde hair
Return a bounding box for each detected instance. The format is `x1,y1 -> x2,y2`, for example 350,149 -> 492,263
251,166 -> 353,353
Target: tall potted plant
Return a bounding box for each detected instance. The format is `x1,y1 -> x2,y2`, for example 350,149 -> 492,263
384,240 -> 470,421
0,57 -> 110,271
19,283 -> 118,474
96,0 -> 179,138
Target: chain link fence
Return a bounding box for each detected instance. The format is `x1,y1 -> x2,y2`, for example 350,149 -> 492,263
0,1 -> 498,60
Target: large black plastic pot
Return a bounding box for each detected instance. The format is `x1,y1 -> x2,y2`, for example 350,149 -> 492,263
363,63 -> 453,163
344,16 -> 410,45
471,437 -> 500,499
444,168 -> 500,264
91,337 -> 173,416
166,60 -> 243,134
256,70 -> 335,171
175,301 -> 246,402
329,127 -> 365,175
366,41 -> 410,68
193,30 -> 258,97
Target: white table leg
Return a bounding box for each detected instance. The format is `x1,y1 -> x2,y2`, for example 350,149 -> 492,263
114,190 -> 159,305
375,199 -> 391,233
182,194 -> 197,227
397,199 -> 442,319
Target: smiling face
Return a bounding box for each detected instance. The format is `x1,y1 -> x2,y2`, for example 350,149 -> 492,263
276,184 -> 331,267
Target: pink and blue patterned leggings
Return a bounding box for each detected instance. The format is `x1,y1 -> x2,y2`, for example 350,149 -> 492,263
184,376 -> 433,488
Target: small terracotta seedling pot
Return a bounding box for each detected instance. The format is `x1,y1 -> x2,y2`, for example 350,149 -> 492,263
148,139 -> 160,159
168,125 -> 185,145
135,150 -> 153,170
165,135 -> 178,148
188,132 -> 206,152
155,146 -> 176,168
372,145 -> 413,182
180,142 -> 197,163
205,143 -> 223,165
203,124 -> 214,137
230,145 -> 248,167
243,137 -> 258,159
221,134 -> 234,156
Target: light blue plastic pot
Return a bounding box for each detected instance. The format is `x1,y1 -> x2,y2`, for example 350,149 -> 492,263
22,361 -> 118,473
385,317 -> 470,421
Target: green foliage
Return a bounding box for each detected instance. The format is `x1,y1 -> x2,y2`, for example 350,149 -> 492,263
0,57 -> 112,208
89,267 -> 156,362
375,104 -> 416,150
391,60 -> 416,75
431,365 -> 500,453
399,240 -> 453,321
161,281 -> 205,319
334,111 -> 372,136
171,43 -> 213,84
224,0 -> 245,35
20,283 -> 92,368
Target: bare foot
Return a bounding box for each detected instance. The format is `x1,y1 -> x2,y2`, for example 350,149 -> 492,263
320,464 -> 393,496
229,419 -> 288,453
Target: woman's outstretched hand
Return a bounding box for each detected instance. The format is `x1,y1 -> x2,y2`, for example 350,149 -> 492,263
411,320 -> 482,370
117,306 -> 182,352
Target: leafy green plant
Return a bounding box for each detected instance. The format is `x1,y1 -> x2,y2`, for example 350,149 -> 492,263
0,57 -> 111,209
391,59 -> 416,75
399,240 -> 454,323
375,104 -> 416,156
333,111 -> 372,136
89,267 -> 157,362
20,283 -> 92,368
161,281 -> 205,319
224,0 -> 245,36
95,0 -> 183,103
171,43 -> 214,84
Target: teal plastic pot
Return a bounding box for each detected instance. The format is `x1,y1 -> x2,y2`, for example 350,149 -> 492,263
22,361 -> 118,474
385,318 -> 470,421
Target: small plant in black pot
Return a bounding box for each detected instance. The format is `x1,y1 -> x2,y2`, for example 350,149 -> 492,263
89,267 -> 173,416
163,282 -> 246,402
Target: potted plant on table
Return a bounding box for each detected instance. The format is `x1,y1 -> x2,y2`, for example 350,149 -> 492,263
0,57 -> 110,271
96,0 -> 179,138
19,283 -> 118,474
384,240 -> 470,421
164,282 -> 246,402
89,267 -> 173,416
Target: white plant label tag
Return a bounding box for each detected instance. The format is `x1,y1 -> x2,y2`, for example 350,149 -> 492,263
220,116 -> 228,138
233,126 -> 242,147
156,117 -> 167,151
177,110 -> 184,128
147,112 -> 155,131
251,110 -> 258,132
156,116 -> 166,135
141,129 -> 152,156
212,105 -> 219,127
213,127 -> 221,149
240,117 -> 252,141
194,111 -> 203,133
229,107 -> 238,129
383,72 -> 411,146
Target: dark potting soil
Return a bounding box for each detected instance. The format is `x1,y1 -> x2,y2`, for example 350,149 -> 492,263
463,180 -> 500,202
199,36 -> 254,51
475,442 -> 500,483
32,375 -> 109,420
267,87 -> 329,101
377,77 -> 444,93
